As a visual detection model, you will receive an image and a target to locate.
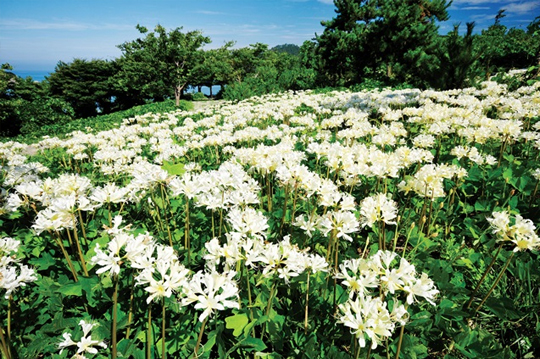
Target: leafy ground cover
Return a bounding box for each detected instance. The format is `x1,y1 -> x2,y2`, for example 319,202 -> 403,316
1,80 -> 540,358
2,99 -> 193,145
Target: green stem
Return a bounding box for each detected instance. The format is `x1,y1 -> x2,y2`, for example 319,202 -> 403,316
193,317 -> 208,358
266,281 -> 277,317
160,184 -> 173,247
304,272 -> 310,333
474,251 -> 515,315
279,184 -> 290,236
77,209 -> 88,245
466,244 -> 503,310
395,322 -> 406,359
73,227 -> 89,276
162,298 -> 166,359
147,303 -> 153,359
112,275 -> 119,359
54,232 -> 79,282
7,296 -> 11,340
0,323 -> 11,359
354,339 -> 361,359
125,274 -> 135,339
185,199 -> 190,264
401,223 -> 415,258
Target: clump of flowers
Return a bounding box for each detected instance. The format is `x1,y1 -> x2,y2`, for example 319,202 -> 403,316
359,193 -> 398,228
487,211 -> 540,252
58,320 -> 107,358
336,250 -> 438,350
398,163 -> 467,199
0,236 -> 37,299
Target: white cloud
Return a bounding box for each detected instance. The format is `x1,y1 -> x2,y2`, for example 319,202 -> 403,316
193,10 -> 225,15
0,19 -> 132,31
461,6 -> 491,9
504,1 -> 540,14
318,0 -> 334,4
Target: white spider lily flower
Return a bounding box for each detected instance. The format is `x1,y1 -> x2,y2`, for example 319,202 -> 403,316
487,211 -> 540,252
359,193 -> 398,228
58,320 -> 107,357
337,296 -> 395,350
318,210 -> 359,242
182,270 -> 240,322
403,273 -> 439,306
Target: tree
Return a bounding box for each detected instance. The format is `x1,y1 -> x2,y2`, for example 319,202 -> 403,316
437,22 -> 480,89
474,11 -> 540,79
1,63 -> 73,137
271,44 -> 301,56
192,43 -> 235,97
47,58 -> 118,118
315,0 -> 451,87
115,25 -> 210,106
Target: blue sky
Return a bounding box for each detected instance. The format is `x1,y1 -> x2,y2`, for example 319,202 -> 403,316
1,0 -> 538,74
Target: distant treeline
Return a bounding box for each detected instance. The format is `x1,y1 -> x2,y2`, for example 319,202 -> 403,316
1,1 -> 539,138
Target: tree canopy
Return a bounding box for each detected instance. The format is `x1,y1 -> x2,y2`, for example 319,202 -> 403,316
115,24 -> 210,106
315,0 -> 451,86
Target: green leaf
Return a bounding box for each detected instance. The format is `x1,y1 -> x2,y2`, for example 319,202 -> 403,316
484,296 -> 522,320
242,337 -> 267,352
56,281 -> 83,296
29,252 -> 56,271
162,160 -> 186,176
225,313 -> 249,337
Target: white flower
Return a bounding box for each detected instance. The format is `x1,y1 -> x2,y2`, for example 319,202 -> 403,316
182,270 -> 240,322
58,320 -> 107,357
360,193 -> 398,228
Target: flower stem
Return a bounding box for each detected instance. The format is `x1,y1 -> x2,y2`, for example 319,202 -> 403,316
112,275 -> 119,359
304,272 -> 310,333
185,199 -> 190,264
474,251 -> 515,315
0,323 -> 11,359
466,244 -> 503,309
72,227 -> 89,276
54,232 -> 79,282
162,298 -> 166,359
7,296 -> 12,340
147,303 -> 153,359
126,274 -> 135,339
193,317 -> 208,358
395,323 -> 406,359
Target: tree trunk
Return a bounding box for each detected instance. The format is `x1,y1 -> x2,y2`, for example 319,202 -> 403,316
209,85 -> 213,98
175,85 -> 184,107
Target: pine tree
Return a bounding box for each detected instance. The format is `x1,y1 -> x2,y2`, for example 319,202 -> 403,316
316,0 -> 451,87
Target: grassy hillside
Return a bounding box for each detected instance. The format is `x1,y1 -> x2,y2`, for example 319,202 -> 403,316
3,99 -> 193,144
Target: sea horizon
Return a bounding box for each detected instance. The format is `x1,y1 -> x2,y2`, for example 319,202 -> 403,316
11,70 -> 52,82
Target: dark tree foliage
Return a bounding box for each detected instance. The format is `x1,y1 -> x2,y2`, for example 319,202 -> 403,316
1,63 -> 74,137
315,0 -> 451,87
47,58 -> 118,118
271,44 -> 301,56
222,43 -> 316,101
474,11 -> 540,79
191,43 -> 235,97
115,24 -> 210,106
436,22 -> 480,90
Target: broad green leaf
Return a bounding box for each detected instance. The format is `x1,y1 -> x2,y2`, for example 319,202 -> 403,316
162,160 -> 186,176
56,281 -> 83,296
225,313 -> 249,337
242,337 -> 267,352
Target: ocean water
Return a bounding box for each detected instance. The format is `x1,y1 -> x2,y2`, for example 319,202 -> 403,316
10,71 -> 222,96
12,70 -> 51,82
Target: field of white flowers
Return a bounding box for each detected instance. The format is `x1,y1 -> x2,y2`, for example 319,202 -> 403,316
1,80 -> 540,358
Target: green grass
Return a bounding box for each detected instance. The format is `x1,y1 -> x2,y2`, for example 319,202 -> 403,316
4,99 -> 193,144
